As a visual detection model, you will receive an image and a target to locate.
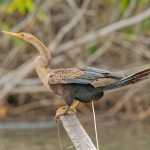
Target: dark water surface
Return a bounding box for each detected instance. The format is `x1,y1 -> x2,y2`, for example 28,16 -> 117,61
0,121 -> 150,150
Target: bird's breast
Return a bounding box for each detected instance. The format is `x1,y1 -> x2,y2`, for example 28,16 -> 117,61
49,84 -> 64,96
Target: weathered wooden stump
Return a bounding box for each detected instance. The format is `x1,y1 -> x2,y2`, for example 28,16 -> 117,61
60,115 -> 97,150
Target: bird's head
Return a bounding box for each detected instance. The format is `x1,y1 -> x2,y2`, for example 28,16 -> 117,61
2,31 -> 51,64
2,31 -> 36,44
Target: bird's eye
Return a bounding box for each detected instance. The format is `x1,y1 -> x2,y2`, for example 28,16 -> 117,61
20,33 -> 24,36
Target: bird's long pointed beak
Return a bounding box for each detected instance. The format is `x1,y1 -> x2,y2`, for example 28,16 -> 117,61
1,31 -> 23,39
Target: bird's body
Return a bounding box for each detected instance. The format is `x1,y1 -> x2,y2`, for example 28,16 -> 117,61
50,83 -> 104,104
2,31 -> 150,120
48,66 -> 124,106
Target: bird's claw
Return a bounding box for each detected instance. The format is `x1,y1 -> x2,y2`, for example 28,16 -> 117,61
70,105 -> 77,113
61,106 -> 77,114
54,106 -> 77,122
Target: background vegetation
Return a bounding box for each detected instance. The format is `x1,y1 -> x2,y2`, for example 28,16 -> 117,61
0,0 -> 150,122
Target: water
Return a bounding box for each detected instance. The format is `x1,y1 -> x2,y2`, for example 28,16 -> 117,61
0,121 -> 150,150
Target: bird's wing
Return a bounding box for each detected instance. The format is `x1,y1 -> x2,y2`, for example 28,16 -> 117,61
48,67 -> 124,84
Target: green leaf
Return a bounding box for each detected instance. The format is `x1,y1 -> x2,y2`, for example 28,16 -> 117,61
0,21 -> 10,31
106,0 -> 117,4
0,0 -> 11,4
73,0 -> 80,3
6,0 -> 34,14
37,12 -> 48,23
121,0 -> 130,9
142,19 -> 150,29
123,28 -> 135,40
12,38 -> 26,46
139,0 -> 148,4
88,43 -> 101,54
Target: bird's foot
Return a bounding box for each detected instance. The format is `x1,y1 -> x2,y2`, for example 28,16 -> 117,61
69,101 -> 80,114
54,106 -> 75,122
70,105 -> 77,114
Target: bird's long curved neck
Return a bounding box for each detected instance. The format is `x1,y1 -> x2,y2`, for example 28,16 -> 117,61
32,38 -> 51,68
32,37 -> 52,91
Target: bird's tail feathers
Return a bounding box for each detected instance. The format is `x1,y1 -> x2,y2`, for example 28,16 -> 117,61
97,68 -> 150,92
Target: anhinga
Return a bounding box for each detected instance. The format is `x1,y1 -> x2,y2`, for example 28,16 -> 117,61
2,31 -> 150,121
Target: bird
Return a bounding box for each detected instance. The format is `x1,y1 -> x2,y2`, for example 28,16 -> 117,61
2,31 -> 150,121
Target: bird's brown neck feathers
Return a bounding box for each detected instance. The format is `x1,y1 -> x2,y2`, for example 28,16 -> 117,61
30,36 -> 52,92
31,37 -> 51,68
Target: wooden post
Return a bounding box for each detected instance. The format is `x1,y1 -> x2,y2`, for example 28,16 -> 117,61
60,115 -> 97,150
